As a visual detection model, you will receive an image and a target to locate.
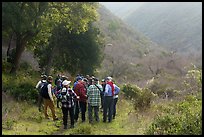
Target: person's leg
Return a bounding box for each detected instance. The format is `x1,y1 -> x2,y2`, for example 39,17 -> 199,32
80,102 -> 86,122
94,106 -> 100,122
113,98 -> 118,119
103,96 -> 108,122
44,99 -> 49,119
48,100 -> 57,120
69,107 -> 75,128
38,93 -> 43,112
62,107 -> 68,129
108,97 -> 114,122
74,101 -> 79,122
88,104 -> 93,123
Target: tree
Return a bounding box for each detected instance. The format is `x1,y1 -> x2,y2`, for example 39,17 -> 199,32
2,2 -> 99,74
35,22 -> 105,75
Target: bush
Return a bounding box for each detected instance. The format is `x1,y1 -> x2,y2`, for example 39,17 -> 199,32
145,95 -> 202,135
71,124 -> 92,135
122,84 -> 155,111
10,82 -> 38,103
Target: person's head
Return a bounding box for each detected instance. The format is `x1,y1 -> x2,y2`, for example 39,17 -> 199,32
93,77 -> 99,85
101,79 -> 105,84
82,78 -> 88,85
57,79 -> 62,86
77,76 -> 82,82
41,74 -> 47,80
47,76 -> 53,83
105,76 -> 112,83
62,80 -> 71,88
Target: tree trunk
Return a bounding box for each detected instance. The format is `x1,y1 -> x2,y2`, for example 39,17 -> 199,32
10,38 -> 25,74
45,43 -> 57,75
6,33 -> 14,59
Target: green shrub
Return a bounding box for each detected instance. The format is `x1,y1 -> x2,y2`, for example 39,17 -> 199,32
2,118 -> 16,130
145,95 -> 202,135
71,124 -> 92,135
122,84 -> 155,111
10,82 -> 38,102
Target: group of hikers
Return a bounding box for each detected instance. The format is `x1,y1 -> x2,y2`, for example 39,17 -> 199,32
35,74 -> 120,129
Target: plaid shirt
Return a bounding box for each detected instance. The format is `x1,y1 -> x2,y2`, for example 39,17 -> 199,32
60,88 -> 77,108
87,84 -> 102,106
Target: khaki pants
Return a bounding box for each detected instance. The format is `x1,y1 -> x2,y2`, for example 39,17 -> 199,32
43,98 -> 57,120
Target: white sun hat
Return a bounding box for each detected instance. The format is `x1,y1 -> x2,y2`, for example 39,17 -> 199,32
62,80 -> 71,85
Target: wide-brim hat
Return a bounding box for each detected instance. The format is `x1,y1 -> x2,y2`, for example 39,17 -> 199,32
62,80 -> 71,85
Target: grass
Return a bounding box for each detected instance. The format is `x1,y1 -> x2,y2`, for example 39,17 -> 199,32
2,91 -> 151,135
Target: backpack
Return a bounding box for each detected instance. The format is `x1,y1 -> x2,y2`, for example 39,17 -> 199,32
38,80 -> 46,91
60,88 -> 69,103
40,83 -> 50,99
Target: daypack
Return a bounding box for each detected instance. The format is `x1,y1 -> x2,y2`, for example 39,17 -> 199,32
59,88 -> 75,107
40,83 -> 50,99
37,80 -> 47,91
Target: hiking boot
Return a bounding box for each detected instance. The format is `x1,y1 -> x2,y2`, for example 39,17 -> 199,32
64,125 -> 68,129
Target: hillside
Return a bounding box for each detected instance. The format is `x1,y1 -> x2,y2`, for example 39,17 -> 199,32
123,2 -> 202,54
95,4 -> 167,85
100,2 -> 144,19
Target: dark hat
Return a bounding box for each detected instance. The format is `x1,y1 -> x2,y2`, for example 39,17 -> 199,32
94,77 -> 99,82
83,78 -> 88,82
77,76 -> 82,81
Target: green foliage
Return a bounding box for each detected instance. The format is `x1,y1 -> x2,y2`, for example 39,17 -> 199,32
2,61 -> 39,103
2,118 -> 16,130
122,84 -> 155,111
145,94 -> 202,135
108,20 -> 120,32
183,68 -> 202,93
71,124 -> 92,135
35,23 -> 104,75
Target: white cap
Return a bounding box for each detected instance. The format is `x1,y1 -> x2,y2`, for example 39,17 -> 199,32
62,80 -> 71,85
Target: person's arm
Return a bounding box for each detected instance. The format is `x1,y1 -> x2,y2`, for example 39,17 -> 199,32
48,84 -> 54,101
36,81 -> 41,89
114,84 -> 120,95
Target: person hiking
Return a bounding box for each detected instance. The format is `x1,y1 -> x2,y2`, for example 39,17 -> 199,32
87,78 -> 102,124
36,74 -> 47,112
41,76 -> 58,121
103,76 -> 114,123
73,76 -> 82,122
100,79 -> 106,110
112,80 -> 120,119
60,80 -> 77,129
74,77 -> 87,123
54,74 -> 61,86
53,79 -> 63,108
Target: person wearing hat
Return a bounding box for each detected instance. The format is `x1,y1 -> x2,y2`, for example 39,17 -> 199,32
103,76 -> 115,123
87,78 -> 103,124
42,76 -> 58,121
73,76 -> 82,122
74,76 -> 87,123
36,74 -> 47,112
60,80 -> 77,129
